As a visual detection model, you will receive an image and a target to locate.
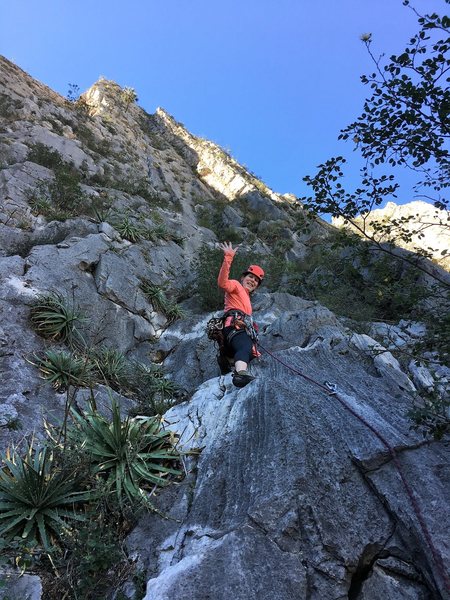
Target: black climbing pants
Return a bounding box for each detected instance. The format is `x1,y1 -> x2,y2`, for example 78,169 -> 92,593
223,327 -> 253,364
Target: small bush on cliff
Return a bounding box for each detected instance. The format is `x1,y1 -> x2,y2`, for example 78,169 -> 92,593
146,223 -> 185,245
196,199 -> 228,237
126,362 -> 179,417
66,399 -> 181,509
410,386 -> 450,440
56,516 -> 128,599
0,442 -> 89,551
120,87 -> 138,111
0,398 -> 182,598
91,347 -> 130,390
27,143 -> 63,170
0,92 -> 22,121
27,161 -> 89,220
114,215 -> 146,242
284,235 -> 428,322
30,292 -> 84,345
33,350 -> 93,391
141,280 -> 186,322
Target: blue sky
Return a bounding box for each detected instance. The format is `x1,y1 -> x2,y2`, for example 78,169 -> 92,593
1,1 -> 445,205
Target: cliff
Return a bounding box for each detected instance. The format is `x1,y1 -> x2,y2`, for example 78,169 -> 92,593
0,56 -> 449,600
333,200 -> 450,271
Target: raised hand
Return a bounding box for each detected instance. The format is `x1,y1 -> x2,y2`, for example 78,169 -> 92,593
217,241 -> 240,256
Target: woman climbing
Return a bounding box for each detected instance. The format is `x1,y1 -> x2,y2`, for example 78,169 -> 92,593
217,241 -> 265,388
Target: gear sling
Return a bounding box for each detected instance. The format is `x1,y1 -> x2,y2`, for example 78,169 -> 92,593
206,309 -> 260,370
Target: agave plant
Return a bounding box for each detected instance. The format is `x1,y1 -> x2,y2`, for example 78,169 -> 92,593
165,303 -> 186,324
91,347 -> 130,389
30,292 -> 83,344
147,377 -> 179,415
68,400 -> 181,508
0,443 -> 89,550
115,216 -> 144,243
149,376 -> 178,400
34,349 -> 92,391
140,281 -> 185,323
140,280 -> 167,314
130,363 -> 178,415
90,203 -> 112,224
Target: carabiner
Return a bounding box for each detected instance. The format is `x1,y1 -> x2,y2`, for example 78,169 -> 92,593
324,381 -> 338,395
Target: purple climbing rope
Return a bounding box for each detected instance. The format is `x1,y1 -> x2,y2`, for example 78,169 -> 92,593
258,342 -> 450,593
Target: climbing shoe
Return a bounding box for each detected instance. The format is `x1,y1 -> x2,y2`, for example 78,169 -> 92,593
217,352 -> 232,375
232,370 -> 255,388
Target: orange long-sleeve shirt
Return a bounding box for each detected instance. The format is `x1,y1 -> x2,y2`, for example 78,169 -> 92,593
217,252 -> 253,315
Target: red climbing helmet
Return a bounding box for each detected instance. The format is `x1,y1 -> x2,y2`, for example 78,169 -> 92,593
243,264 -> 265,284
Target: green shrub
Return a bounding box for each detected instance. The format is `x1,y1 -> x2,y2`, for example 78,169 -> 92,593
47,165 -> 85,211
91,348 -> 129,389
27,161 -> 88,220
238,206 -> 261,234
273,238 -> 294,255
365,257 -> 426,321
258,221 -> 290,245
127,363 -> 179,416
409,388 -> 450,441
113,178 -> 166,206
120,87 -> 138,111
67,400 -> 181,509
114,215 -> 145,242
284,238 -> 429,323
264,255 -> 288,291
141,281 -> 167,313
30,292 -> 84,344
0,92 -> 22,121
165,303 -> 187,324
27,143 -> 63,170
28,195 -> 56,218
141,281 -> 186,322
88,196 -> 113,224
0,442 -> 89,551
33,350 -> 92,391
58,517 -> 126,599
146,224 -> 184,245
0,395 -> 183,595
221,226 -> 244,244
196,199 -> 228,237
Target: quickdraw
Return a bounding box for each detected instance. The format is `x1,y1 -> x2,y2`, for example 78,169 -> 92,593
206,317 -> 225,344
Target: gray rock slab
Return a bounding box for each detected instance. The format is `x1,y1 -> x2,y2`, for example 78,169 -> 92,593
143,526 -> 307,600
133,335 -> 448,599
0,572 -> 42,600
358,565 -> 430,600
0,219 -> 98,257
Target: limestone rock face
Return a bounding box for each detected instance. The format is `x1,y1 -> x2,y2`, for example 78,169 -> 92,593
0,56 -> 449,600
333,200 -> 450,270
128,298 -> 450,599
0,572 -> 42,600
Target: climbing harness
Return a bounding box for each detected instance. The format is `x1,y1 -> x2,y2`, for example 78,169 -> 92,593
258,341 -> 450,593
206,310 -> 259,348
223,309 -> 259,343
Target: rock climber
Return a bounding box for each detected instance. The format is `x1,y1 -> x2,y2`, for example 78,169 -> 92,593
216,241 -> 264,388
